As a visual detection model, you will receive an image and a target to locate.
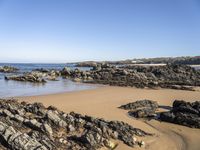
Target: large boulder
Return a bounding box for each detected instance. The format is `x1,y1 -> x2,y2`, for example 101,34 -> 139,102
0,121 -> 47,150
128,108 -> 157,118
119,100 -> 158,118
119,99 -> 158,110
5,73 -> 46,83
160,100 -> 200,128
46,110 -> 67,127
60,67 -> 71,76
80,129 -> 103,149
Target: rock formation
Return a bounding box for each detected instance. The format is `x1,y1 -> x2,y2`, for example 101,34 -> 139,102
60,64 -> 200,90
5,69 -> 61,83
75,61 -> 98,67
159,100 -> 200,128
119,100 -> 158,118
0,66 -> 19,73
3,64 -> 200,90
120,99 -> 200,129
5,73 -> 46,83
0,99 -> 152,150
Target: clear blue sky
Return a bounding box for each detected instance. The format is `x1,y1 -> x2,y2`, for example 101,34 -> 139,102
0,0 -> 199,63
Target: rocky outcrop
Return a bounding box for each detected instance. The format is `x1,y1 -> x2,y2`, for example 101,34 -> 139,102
121,64 -> 200,88
4,69 -> 61,83
0,66 -> 19,73
33,69 -> 61,80
0,122 -> 47,150
60,67 -> 93,82
5,73 -> 46,83
159,100 -> 200,128
60,64 -> 200,90
120,99 -> 200,128
119,100 -> 159,110
33,68 -> 50,73
119,100 -> 158,118
75,62 -> 98,67
3,64 -> 199,89
0,99 -> 152,150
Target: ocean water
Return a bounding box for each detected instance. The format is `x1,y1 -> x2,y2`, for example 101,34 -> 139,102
0,63 -> 96,98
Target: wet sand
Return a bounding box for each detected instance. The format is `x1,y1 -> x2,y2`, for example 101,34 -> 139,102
19,86 -> 200,150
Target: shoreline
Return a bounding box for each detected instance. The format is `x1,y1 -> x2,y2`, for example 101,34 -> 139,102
18,86 -> 200,150
15,84 -> 200,99
0,80 -> 103,98
1,63 -> 199,98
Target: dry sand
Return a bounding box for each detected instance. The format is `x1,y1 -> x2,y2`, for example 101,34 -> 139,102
18,86 -> 200,150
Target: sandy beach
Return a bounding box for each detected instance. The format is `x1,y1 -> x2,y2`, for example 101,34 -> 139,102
18,86 -> 200,150
1,0 -> 199,149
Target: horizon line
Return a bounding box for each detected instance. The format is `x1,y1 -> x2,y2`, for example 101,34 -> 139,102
0,55 -> 199,64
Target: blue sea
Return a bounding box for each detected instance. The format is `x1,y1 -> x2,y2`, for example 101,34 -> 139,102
0,63 -> 96,98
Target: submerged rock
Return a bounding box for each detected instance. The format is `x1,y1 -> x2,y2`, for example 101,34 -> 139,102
5,74 -> 46,83
4,68 -> 61,83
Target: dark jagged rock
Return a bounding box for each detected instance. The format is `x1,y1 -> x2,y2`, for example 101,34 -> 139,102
160,100 -> 200,128
80,129 -> 103,149
0,121 -> 47,150
128,108 -> 157,118
0,99 -> 152,150
119,100 -> 158,110
60,67 -> 71,76
0,66 -> 19,73
33,68 -> 49,73
5,73 -> 46,83
119,100 -> 158,118
33,69 -> 61,80
5,68 -> 60,83
60,64 -> 200,90
4,63 -> 198,90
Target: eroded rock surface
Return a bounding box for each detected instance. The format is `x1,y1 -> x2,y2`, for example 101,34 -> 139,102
5,73 -> 46,83
60,64 -> 200,90
0,66 -> 19,73
0,99 -> 152,150
160,100 -> 200,128
4,68 -> 61,83
3,64 -> 200,90
119,100 -> 158,118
